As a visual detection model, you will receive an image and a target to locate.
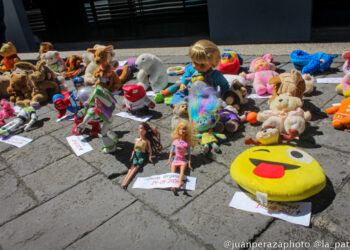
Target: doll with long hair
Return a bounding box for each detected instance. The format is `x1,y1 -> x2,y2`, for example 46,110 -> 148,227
166,121 -> 197,193
121,122 -> 162,189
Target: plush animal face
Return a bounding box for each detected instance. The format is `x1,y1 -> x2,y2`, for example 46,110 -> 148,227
9,74 -> 31,93
123,85 -> 145,102
173,100 -> 188,118
135,54 -> 155,71
269,94 -> 302,111
87,45 -> 113,65
0,42 -> 17,57
39,42 -> 53,55
319,53 -> 337,72
196,113 -> 217,132
65,55 -> 82,70
42,51 -> 60,65
256,126 -> 280,145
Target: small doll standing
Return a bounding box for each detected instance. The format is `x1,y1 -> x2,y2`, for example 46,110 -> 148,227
121,122 -> 162,189
166,122 -> 197,193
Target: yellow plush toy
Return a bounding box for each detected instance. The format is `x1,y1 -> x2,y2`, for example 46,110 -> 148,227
230,145 -> 326,201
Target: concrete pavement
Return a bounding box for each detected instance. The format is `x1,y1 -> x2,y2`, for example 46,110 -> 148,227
0,51 -> 350,250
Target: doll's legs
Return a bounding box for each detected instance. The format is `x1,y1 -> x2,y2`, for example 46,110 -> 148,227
178,165 -> 187,189
203,144 -> 210,154
101,122 -> 118,153
211,142 -> 221,153
121,164 -> 139,188
0,118 -> 24,136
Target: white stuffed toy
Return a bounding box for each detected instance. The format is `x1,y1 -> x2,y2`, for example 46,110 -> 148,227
135,53 -> 168,92
42,51 -> 66,73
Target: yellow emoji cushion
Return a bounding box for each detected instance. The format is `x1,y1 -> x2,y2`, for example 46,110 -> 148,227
230,145 -> 326,201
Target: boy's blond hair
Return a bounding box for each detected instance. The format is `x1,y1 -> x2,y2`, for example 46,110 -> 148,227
189,40 -> 221,67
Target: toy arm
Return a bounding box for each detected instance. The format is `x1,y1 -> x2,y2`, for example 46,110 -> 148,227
302,60 -> 319,75
24,112 -> 38,131
214,71 -> 230,96
244,73 -> 256,81
326,105 -> 340,114
244,137 -> 261,145
147,139 -> 153,163
214,133 -> 227,140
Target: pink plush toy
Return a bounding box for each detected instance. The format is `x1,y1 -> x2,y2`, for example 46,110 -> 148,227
0,99 -> 15,127
336,51 -> 350,97
240,54 -> 278,96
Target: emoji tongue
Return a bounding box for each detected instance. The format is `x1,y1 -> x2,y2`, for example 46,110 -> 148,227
253,162 -> 285,179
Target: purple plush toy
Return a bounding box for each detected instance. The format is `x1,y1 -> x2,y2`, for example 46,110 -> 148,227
115,57 -> 137,80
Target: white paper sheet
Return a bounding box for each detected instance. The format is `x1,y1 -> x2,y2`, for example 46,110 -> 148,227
229,192 -> 311,226
247,93 -> 272,99
0,135 -> 33,148
115,112 -> 152,122
146,91 -> 157,96
316,78 -> 342,84
132,173 -> 196,191
56,114 -> 75,122
66,135 -> 93,156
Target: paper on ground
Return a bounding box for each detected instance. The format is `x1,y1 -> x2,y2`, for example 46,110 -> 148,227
115,112 -> 152,122
229,191 -> 311,226
247,93 -> 272,99
56,114 -> 75,122
316,78 -> 342,84
112,90 -> 122,95
0,135 -> 33,148
132,173 -> 196,191
146,91 -> 157,96
66,135 -> 93,156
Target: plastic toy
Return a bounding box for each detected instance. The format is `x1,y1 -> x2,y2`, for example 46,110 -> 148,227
246,112 -> 258,124
240,54 -> 278,96
325,97 -> 350,131
121,122 -> 162,189
336,51 -> 350,97
122,85 -> 155,115
53,91 -> 82,119
167,66 -> 185,76
0,105 -> 39,136
171,98 -> 189,130
64,55 -> 85,79
87,45 -> 127,92
230,145 -> 326,201
41,51 -> 66,73
290,50 -> 337,75
74,85 -> 118,153
217,49 -> 242,75
135,53 -> 168,92
0,42 -> 20,73
38,42 -> 53,59
0,99 -> 15,127
166,121 -> 197,193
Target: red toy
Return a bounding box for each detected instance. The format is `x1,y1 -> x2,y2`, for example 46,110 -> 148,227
122,85 -> 155,114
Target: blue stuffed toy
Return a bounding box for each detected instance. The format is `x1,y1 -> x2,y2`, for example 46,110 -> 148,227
290,50 -> 338,75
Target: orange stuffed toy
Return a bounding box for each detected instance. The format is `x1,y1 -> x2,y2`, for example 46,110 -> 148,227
326,97 -> 350,130
0,42 -> 21,73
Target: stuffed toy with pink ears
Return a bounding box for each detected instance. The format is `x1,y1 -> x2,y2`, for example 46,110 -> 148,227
239,54 -> 279,96
0,99 -> 15,127
336,51 -> 350,97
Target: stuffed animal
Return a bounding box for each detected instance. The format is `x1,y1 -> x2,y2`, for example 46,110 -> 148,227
87,45 -> 128,92
41,51 -> 66,73
122,85 -> 155,115
290,50 -> 337,75
268,69 -> 306,103
115,57 -> 137,81
325,97 -> 350,131
0,99 -> 15,127
221,80 -> 248,110
218,49 -> 242,75
335,51 -> 350,97
240,54 -> 278,96
16,60 -> 60,107
302,73 -> 315,95
246,94 -> 311,145
0,75 -> 10,99
135,53 -> 168,92
0,42 -> 21,73
64,55 -> 85,79
38,42 -> 53,59
171,98 -> 189,130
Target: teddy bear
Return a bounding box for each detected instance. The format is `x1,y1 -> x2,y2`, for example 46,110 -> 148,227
240,54 -> 278,96
64,55 -> 85,79
245,94 -> 311,145
16,60 -> 60,107
325,97 -> 350,131
41,50 -> 66,73
0,75 -> 10,99
135,53 -> 168,92
0,42 -> 21,73
171,98 -> 189,130
335,51 -> 350,97
38,42 -> 53,60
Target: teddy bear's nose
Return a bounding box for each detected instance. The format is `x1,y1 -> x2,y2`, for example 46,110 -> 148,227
279,99 -> 283,102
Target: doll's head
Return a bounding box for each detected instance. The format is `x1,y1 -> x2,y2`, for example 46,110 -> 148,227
139,122 -> 163,154
171,122 -> 197,148
249,54 -> 276,72
189,40 -> 221,72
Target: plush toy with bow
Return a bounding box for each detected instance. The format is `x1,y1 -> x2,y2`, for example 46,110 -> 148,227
335,51 -> 350,97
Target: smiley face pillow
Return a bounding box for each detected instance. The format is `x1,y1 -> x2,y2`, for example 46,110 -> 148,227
230,145 -> 326,201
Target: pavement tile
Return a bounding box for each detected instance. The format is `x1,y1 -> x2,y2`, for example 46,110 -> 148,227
66,201 -> 205,250
0,174 -> 136,250
170,182 -> 273,249
314,180 -> 350,241
22,154 -> 97,202
0,169 -> 36,226
2,136 -> 71,177
0,160 -> 8,171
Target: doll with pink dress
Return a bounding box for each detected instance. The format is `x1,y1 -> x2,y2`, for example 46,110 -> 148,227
240,54 -> 278,96
166,122 -> 197,193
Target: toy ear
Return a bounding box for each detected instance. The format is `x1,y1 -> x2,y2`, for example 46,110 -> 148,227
269,76 -> 281,85
65,58 -> 70,67
54,52 -> 59,57
104,45 -> 114,53
87,48 -> 96,54
8,41 -> 13,46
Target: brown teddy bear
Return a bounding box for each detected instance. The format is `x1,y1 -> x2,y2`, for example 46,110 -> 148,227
0,75 -> 10,99
16,60 -> 60,107
64,55 -> 85,79
0,42 -> 21,73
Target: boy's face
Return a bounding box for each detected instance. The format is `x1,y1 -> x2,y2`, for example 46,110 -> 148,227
192,61 -> 212,73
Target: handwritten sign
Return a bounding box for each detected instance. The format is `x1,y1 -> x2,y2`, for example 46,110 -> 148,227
229,192 -> 311,226
0,135 -> 33,148
316,78 -> 342,84
132,173 -> 196,191
115,112 -> 152,122
66,135 -> 93,156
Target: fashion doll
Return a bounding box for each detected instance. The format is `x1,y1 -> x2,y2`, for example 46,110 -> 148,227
166,122 -> 197,193
121,122 -> 162,189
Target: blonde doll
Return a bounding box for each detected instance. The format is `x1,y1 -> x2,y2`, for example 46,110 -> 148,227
166,121 -> 197,193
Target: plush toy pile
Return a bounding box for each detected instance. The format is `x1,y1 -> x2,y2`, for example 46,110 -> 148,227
0,40 -> 346,203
